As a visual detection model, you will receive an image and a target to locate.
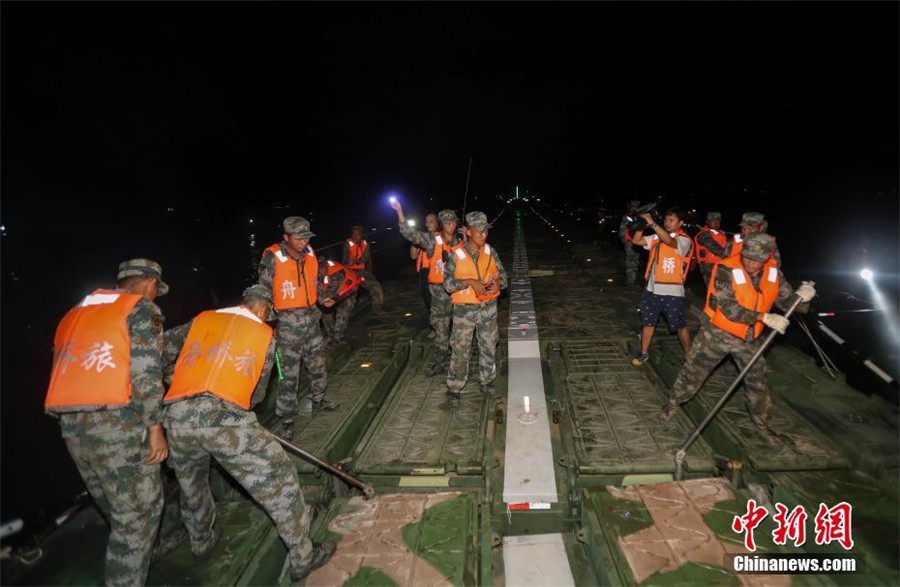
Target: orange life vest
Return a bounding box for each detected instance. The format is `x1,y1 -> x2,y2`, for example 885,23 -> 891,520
703,256 -> 780,340
265,243 -> 318,310
164,306 -> 273,410
695,226 -> 728,264
729,234 -> 777,262
427,234 -> 455,284
45,289 -> 143,413
450,243 -> 500,304
323,260 -> 364,299
644,230 -> 693,285
346,239 -> 368,270
415,246 -> 430,272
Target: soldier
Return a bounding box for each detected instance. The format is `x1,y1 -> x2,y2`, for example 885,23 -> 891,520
44,259 -> 170,587
659,233 -> 816,448
725,212 -> 782,266
162,284 -> 335,582
258,217 -> 337,441
630,208 -> 694,366
410,212 -> 439,314
342,225 -> 385,314
618,200 -> 642,285
318,259 -> 365,347
443,212 -> 508,408
694,211 -> 729,285
391,201 -> 462,375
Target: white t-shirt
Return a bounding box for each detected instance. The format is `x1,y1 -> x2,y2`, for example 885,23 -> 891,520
643,233 -> 693,297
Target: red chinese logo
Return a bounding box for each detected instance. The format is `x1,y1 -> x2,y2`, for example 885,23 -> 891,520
772,503 -> 808,547
732,500 -> 854,552
732,499 -> 769,552
814,502 -> 854,550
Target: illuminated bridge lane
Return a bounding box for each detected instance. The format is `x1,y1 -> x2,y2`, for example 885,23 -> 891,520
501,209 -> 575,587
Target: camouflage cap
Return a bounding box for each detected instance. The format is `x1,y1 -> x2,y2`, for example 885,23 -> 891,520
241,283 -> 273,308
706,211 -> 722,222
739,212 -> 765,227
438,209 -> 459,224
628,200 -> 641,208
117,258 -> 169,296
741,232 -> 776,262
282,216 -> 315,238
465,211 -> 492,231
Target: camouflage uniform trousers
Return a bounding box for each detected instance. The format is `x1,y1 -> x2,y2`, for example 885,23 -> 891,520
624,243 -> 641,284
668,322 -> 773,429
355,269 -> 384,308
167,424 -> 313,575
275,307 -> 327,417
63,426 -> 163,587
429,284 -> 453,353
321,290 -> 357,343
446,301 -> 499,394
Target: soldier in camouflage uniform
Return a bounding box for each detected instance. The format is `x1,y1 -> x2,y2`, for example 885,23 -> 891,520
443,212 -> 508,408
392,202 -> 462,375
342,225 -> 385,314
724,212 -> 783,267
618,200 -> 642,285
694,211 -> 729,285
46,259 -> 170,587
659,234 -> 816,448
258,217 -> 338,441
318,259 -> 361,347
162,285 -> 335,582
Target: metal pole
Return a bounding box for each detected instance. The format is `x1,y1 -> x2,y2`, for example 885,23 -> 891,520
462,157 -> 473,217
674,294 -> 805,480
270,433 -> 375,499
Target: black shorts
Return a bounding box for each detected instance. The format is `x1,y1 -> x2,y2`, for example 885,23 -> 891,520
639,290 -> 686,331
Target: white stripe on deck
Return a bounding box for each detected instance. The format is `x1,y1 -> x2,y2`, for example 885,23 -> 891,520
503,534 -> 576,587
503,223 -> 558,504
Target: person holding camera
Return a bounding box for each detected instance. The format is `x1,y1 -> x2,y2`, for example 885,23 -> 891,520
630,208 -> 694,366
617,200 -> 642,285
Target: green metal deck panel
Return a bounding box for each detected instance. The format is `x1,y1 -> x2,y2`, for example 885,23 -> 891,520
353,344 -> 500,476
150,501 -> 285,586
552,341 -> 716,476
308,492 -> 480,586
649,338 -> 852,472
582,479 -> 826,586
770,470 -> 900,586
288,341 -> 406,475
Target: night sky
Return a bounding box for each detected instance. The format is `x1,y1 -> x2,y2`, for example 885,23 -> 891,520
3,3 -> 898,209
1,2 -> 898,526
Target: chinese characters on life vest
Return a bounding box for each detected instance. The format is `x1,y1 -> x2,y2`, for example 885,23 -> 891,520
54,340 -> 117,373
732,500 -> 854,552
176,339 -> 256,377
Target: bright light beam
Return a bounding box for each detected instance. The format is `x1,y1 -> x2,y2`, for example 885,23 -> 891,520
861,269 -> 900,348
